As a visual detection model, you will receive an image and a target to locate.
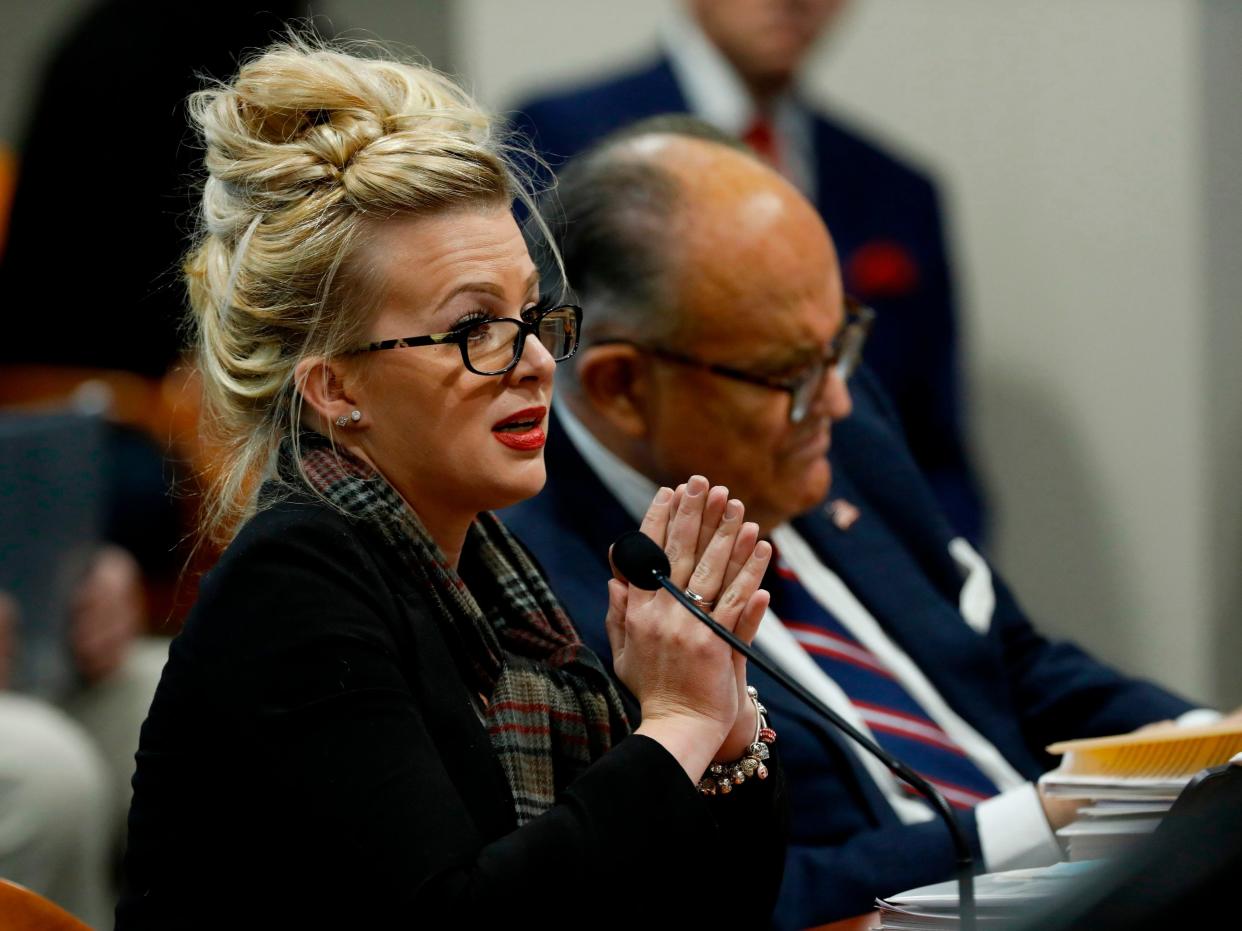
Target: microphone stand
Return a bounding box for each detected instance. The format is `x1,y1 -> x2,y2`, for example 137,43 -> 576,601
649,570 -> 977,931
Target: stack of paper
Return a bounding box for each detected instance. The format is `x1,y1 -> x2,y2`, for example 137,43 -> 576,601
1040,722 -> 1242,861
1053,803 -> 1166,861
874,862 -> 1103,929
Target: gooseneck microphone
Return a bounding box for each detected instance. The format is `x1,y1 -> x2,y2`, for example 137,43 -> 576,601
611,530 -> 977,931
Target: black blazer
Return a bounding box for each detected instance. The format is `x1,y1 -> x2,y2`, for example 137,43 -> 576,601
117,494 -> 786,929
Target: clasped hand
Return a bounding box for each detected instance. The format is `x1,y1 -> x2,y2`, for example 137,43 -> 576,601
606,475 -> 772,782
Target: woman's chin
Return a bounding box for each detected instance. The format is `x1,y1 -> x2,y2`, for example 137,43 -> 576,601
484,461 -> 547,512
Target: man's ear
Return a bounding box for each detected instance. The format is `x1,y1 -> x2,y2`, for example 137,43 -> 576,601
573,344 -> 652,438
294,356 -> 359,430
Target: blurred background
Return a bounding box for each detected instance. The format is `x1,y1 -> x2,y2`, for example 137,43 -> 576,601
2,0 -> 1238,710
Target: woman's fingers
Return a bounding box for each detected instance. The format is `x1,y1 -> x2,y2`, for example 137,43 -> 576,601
717,504 -> 757,595
734,587 -> 770,647
686,496 -> 745,606
694,485 -> 729,557
636,485 -> 676,552
664,475 -> 710,588
712,535 -> 772,630
632,480 -> 763,625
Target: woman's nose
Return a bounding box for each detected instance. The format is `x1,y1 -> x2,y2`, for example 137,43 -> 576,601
511,331 -> 557,384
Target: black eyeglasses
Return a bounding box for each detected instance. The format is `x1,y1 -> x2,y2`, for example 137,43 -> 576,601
351,303 -> 582,376
594,299 -> 875,424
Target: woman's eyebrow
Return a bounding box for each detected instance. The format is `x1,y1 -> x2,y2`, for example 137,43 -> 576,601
434,281 -> 504,311
434,270 -> 541,311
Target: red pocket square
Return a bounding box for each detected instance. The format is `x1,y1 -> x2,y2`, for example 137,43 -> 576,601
846,240 -> 920,298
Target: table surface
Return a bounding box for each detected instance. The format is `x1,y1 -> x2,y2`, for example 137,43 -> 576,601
808,912 -> 882,931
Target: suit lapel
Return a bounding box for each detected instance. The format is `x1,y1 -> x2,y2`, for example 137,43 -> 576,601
794,464 -> 1043,776
639,57 -> 690,114
538,412 -> 636,565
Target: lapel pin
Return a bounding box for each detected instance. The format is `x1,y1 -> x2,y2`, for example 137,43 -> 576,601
826,498 -> 861,531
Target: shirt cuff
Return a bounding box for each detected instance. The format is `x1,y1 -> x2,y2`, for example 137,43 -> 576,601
1176,708 -> 1222,727
976,782 -> 1063,872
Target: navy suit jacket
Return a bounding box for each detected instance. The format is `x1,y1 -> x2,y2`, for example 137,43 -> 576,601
500,368 -> 1195,928
511,57 -> 985,543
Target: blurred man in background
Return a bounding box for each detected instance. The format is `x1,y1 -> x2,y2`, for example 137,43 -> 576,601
0,552 -> 154,928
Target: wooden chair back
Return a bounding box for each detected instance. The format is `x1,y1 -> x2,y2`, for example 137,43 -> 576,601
0,879 -> 92,931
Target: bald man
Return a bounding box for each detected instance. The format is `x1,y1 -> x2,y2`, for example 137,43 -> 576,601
502,120 -> 1209,928
512,0 -> 986,543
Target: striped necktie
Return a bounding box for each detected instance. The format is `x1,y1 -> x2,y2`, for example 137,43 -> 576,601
765,548 -> 999,809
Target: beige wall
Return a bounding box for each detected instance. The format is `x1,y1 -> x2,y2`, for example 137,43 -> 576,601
800,0 -> 1213,700
458,0 -> 665,106
458,0 -> 1237,706
1202,0 -> 1242,708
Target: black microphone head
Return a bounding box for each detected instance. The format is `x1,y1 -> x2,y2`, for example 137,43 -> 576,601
610,531 -> 670,591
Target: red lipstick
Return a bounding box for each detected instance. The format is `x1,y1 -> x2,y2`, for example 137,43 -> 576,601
492,406 -> 547,451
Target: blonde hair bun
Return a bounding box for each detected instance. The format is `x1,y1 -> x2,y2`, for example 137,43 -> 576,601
193,43 -> 505,216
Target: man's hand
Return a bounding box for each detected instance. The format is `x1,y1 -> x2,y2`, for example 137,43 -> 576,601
1132,707 -> 1242,734
1130,718 -> 1178,735
71,546 -> 144,683
1219,706 -> 1242,727
1038,784 -> 1084,832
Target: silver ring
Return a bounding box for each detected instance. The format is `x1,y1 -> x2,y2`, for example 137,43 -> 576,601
683,589 -> 715,610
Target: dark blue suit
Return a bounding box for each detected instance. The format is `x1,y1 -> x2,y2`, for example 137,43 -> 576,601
500,368 -> 1194,928
511,57 -> 985,542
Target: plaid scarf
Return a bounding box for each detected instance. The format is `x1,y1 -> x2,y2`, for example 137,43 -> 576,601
290,436 -> 630,824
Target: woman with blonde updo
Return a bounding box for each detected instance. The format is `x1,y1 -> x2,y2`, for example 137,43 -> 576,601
117,39 -> 786,928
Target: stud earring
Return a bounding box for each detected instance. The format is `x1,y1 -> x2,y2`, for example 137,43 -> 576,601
335,410 -> 361,428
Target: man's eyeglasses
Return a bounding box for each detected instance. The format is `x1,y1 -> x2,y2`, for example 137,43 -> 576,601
350,303 -> 582,377
594,299 -> 875,424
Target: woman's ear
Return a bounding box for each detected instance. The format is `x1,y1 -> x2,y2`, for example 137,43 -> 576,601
573,344 -> 652,438
294,356 -> 359,430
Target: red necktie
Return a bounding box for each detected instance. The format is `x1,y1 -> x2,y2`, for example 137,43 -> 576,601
742,116 -> 783,173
